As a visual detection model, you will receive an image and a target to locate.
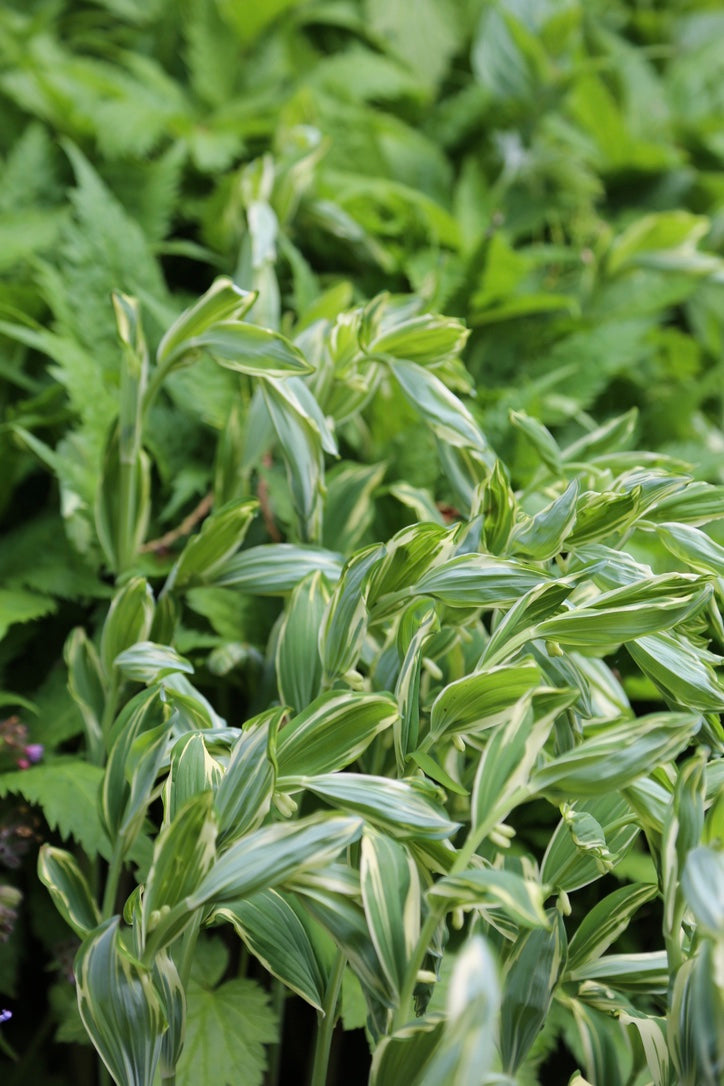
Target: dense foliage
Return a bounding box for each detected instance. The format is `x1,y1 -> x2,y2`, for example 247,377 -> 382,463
0,2 -> 723,1084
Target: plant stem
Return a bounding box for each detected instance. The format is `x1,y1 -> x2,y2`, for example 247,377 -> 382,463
309,950 -> 346,1086
390,907 -> 443,1033
101,842 -> 125,918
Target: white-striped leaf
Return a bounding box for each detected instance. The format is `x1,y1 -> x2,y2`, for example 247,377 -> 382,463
212,544 -> 343,593
276,572 -> 329,712
214,708 -> 281,843
361,831 -> 421,997
429,661 -> 541,740
429,868 -> 549,931
320,543 -> 385,681
276,692 -> 397,779
500,913 -> 567,1073
38,844 -> 101,938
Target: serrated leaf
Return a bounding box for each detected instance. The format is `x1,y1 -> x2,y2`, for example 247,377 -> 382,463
175,975 -> 277,1086
0,760 -> 107,858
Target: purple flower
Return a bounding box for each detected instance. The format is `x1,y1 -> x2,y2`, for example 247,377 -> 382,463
22,744 -> 43,765
0,1009 -> 11,1024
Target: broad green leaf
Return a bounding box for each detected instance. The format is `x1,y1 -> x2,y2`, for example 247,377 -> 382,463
368,523 -> 457,608
531,713 -> 700,799
155,276 -> 257,372
75,918 -> 166,1086
260,378 -> 324,540
478,460 -> 517,554
647,483 -> 724,526
196,320 -> 313,377
628,633 -> 724,713
681,845 -> 724,937
499,912 -> 567,1073
154,950 -> 186,1081
323,462 -> 387,553
320,543 -> 385,680
276,572 -> 329,712
214,708 -> 281,843
569,952 -> 669,995
533,574 -> 709,648
370,1019 -> 446,1086
668,943 -> 723,1086
102,687 -> 165,840
38,844 -> 101,938
212,544 -> 343,593
510,411 -> 562,474
656,521 -> 724,577
511,482 -> 579,561
418,936 -> 500,1086
565,489 -> 640,547
175,974 -> 277,1086
541,796 -> 640,892
429,868 -> 549,930
567,884 -> 658,972
617,1010 -> 670,1086
100,578 -> 155,677
608,211 -> 711,274
114,641 -> 193,683
388,359 -> 490,454
294,773 -> 459,840
361,831 -> 421,996
142,792 -> 218,943
561,409 -> 638,463
164,733 -> 223,824
368,312 -> 469,365
429,661 -> 541,740
165,498 -> 258,589
0,587 -> 56,641
64,627 -> 105,758
276,691 -> 397,779
211,889 -> 327,1011
412,553 -> 549,608
481,581 -> 575,666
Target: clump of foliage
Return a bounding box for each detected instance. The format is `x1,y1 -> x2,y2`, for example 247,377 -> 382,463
0,1 -> 723,1084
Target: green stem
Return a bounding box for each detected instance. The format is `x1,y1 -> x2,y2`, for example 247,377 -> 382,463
266,980 -> 286,1086
101,841 -> 125,918
309,951 -> 346,1086
390,906 -> 443,1034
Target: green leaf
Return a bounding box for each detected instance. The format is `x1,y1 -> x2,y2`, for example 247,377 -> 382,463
628,633 -> 724,713
114,641 -> 193,683
175,975 -> 277,1086
38,844 -> 101,938
102,688 -> 166,842
211,889 -> 328,1011
368,312 -> 469,365
186,320 -> 313,377
541,795 -> 640,893
499,912 -> 567,1073
100,578 -> 155,677
166,499 -> 258,589
681,846 -> 724,937
142,792 -> 218,943
214,708 -> 280,844
478,460 -> 517,554
361,831 -> 421,997
569,952 -> 669,995
75,918 -> 166,1086
655,521 -> 724,577
212,544 -> 343,593
388,359 -> 490,456
510,410 -> 562,474
0,760 -> 107,858
567,884 -> 658,972
260,378 -> 325,540
511,482 -> 579,561
163,733 -> 223,823
320,543 -> 385,681
323,462 -> 387,553
668,943 -> 724,1086
395,598 -> 439,770
429,661 -> 541,740
295,774 -> 459,840
411,553 -> 549,608
368,524 -> 457,609
276,691 -> 398,779
276,572 -> 329,712
370,1019 -> 446,1086
531,713 -> 700,799
0,588 -> 56,641
155,276 -> 258,374
64,627 -> 106,758
429,868 -> 549,930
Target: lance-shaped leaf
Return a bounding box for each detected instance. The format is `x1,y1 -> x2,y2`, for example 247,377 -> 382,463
154,950 -> 186,1080
214,708 -> 280,843
212,544 -> 343,593
564,488 -> 640,546
65,627 -> 106,757
293,881 -> 393,1008
100,578 -> 155,678
367,523 -> 457,609
561,408 -> 638,462
38,844 -> 101,938
411,553 -> 549,608
510,411 -> 562,474
530,712 -> 700,800
668,943 -> 723,1086
417,936 -> 500,1086
260,378 -> 325,540
477,460 -> 516,554
567,884 -> 658,972
211,889 -> 328,1011
541,795 -> 639,892
320,543 -> 385,680
95,430 -> 151,574
155,276 -> 257,373
146,814 -> 363,959
114,642 -> 193,684
165,499 -> 258,590
481,581 -> 575,666
533,574 -> 710,648
628,632 -> 724,713
618,1009 -> 670,1086
370,1019 -> 446,1086
323,463 -> 387,553
471,692 -> 567,839
648,482 -> 724,525
500,912 -> 567,1073
569,952 -> 669,995
388,359 -> 488,453
367,311 -> 469,365
163,733 -> 223,824
276,572 -> 329,712
395,599 -> 439,770
429,868 -> 549,931
682,846 -> 724,937
199,321 -> 313,377
511,481 -> 579,561
429,661 -> 541,741
102,687 -> 165,840
75,918 -> 166,1086
142,792 -> 218,943
661,750 -> 706,941
276,692 -> 397,779
293,774 -> 460,840
119,721 -> 171,845
361,832 -> 421,997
